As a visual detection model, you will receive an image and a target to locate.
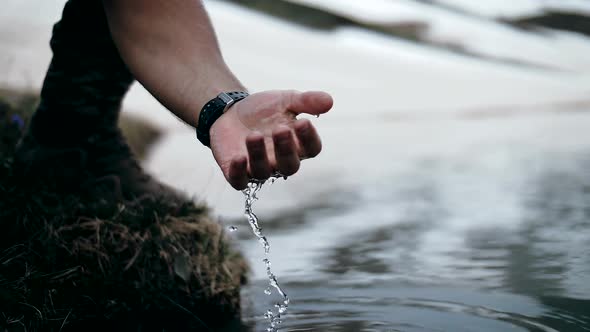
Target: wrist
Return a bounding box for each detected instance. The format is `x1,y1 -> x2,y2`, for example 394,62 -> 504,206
196,91 -> 249,147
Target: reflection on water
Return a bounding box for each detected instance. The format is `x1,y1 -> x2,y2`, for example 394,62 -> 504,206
225,117 -> 590,331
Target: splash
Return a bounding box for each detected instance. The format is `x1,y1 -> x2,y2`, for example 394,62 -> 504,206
242,175 -> 290,332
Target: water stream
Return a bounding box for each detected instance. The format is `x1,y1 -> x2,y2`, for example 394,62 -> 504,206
241,177 -> 290,332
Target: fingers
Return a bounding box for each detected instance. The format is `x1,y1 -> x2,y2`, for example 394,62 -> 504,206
246,133 -> 272,180
243,123 -> 317,183
227,156 -> 249,190
228,128 -> 300,189
273,126 -> 300,176
293,119 -> 322,158
287,91 -> 333,116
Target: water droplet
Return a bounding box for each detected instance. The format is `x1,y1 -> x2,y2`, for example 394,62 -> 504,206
228,226 -> 238,232
315,114 -> 320,118
264,288 -> 272,295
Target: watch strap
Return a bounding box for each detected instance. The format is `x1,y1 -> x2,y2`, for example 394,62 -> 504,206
196,91 -> 249,147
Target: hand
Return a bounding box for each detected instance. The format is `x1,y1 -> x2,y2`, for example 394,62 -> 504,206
209,90 -> 333,190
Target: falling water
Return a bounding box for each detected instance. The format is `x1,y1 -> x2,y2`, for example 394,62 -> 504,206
242,176 -> 290,332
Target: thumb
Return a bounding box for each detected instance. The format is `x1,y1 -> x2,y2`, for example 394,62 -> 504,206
287,91 -> 333,116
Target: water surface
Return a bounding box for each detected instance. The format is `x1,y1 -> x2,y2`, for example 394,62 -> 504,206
227,112 -> 590,332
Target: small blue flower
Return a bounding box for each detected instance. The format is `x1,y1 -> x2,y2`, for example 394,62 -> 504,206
11,114 -> 24,129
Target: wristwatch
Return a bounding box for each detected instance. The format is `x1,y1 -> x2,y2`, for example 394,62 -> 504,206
196,91 -> 249,147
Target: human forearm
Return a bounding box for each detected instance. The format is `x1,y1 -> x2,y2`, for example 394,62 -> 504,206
102,0 -> 245,127
103,0 -> 333,190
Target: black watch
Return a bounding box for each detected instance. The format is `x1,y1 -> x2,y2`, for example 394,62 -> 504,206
196,91 -> 249,147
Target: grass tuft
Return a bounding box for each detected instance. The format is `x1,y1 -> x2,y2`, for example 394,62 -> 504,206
0,89 -> 249,331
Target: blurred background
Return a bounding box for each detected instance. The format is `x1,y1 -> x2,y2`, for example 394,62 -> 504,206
2,0 -> 590,331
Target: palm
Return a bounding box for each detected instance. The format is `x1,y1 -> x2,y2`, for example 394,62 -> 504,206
209,90 -> 333,190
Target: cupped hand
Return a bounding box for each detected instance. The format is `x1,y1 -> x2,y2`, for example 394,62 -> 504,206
209,90 -> 333,190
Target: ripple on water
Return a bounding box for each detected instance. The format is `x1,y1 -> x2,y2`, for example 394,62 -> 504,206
241,281 -> 589,332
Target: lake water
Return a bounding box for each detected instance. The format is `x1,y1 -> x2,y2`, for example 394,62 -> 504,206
220,112 -> 590,332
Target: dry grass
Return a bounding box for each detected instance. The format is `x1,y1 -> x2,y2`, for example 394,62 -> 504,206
0,90 -> 249,331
